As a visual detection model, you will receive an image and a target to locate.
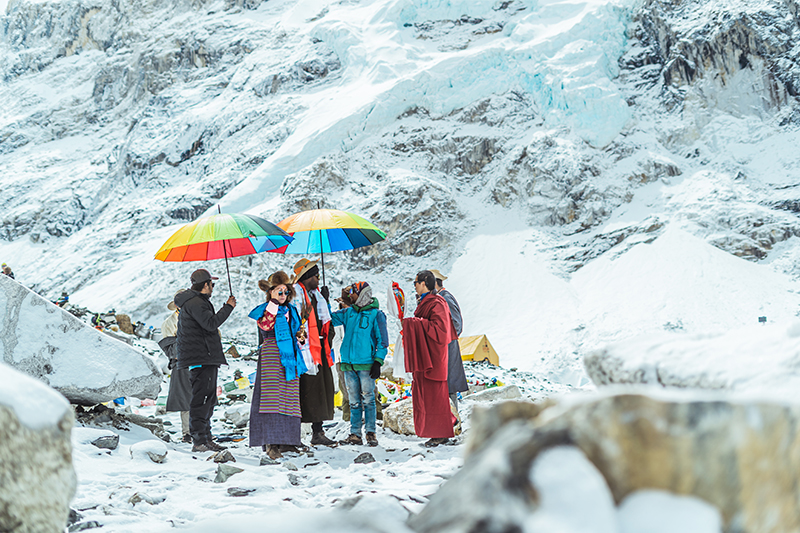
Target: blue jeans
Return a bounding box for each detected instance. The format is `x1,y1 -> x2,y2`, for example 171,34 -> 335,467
344,370 -> 376,434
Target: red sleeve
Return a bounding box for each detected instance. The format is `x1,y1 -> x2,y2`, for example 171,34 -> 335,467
257,309 -> 277,331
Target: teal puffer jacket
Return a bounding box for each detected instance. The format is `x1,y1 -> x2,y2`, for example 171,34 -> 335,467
331,299 -> 389,366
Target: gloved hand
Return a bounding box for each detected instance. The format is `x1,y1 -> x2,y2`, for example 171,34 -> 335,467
320,285 -> 330,302
369,360 -> 382,380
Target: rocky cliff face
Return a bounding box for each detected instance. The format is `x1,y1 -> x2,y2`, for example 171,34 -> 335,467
1,0 -> 799,339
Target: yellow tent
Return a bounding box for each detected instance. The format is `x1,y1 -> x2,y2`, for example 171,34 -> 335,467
387,334 -> 500,366
458,335 -> 499,366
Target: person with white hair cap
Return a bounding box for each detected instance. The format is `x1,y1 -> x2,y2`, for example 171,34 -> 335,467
159,292 -> 192,443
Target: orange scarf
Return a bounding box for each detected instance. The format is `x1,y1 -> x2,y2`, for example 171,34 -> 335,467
300,285 -> 333,367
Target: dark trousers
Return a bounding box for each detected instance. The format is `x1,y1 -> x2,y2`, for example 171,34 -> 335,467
189,365 -> 218,444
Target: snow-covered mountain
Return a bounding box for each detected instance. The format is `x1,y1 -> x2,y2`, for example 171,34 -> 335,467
2,0 -> 800,381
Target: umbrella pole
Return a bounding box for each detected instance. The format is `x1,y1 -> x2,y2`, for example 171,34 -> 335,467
219,206 -> 233,296
320,243 -> 326,286
317,201 -> 326,286
224,244 -> 233,296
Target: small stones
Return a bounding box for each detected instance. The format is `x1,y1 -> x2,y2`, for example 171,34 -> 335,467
214,464 -> 244,483
287,473 -> 301,486
354,452 -> 376,464
68,521 -> 102,532
91,435 -> 119,450
282,461 -> 298,471
260,456 -> 279,466
209,450 -> 236,463
227,487 -> 255,497
128,492 -> 165,505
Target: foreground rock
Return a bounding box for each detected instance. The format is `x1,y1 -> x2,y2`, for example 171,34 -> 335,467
382,399 -> 414,435
584,323 -> 800,400
0,274 -> 162,404
0,363 -> 77,533
411,392 -> 800,533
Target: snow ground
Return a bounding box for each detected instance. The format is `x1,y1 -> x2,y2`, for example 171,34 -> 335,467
66,352 -> 572,532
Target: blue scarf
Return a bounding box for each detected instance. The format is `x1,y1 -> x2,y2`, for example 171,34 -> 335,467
249,302 -> 308,381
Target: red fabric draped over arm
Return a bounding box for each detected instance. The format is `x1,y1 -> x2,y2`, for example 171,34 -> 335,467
402,295 -> 454,382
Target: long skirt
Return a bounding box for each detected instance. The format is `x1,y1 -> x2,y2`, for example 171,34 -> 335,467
166,366 -> 191,412
411,372 -> 455,439
300,352 -> 335,423
249,336 -> 301,447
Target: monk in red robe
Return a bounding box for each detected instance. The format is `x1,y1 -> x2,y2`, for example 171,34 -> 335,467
403,270 -> 456,446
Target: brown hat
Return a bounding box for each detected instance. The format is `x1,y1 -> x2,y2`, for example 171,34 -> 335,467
258,271 -> 292,293
429,269 -> 448,282
291,258 -> 319,284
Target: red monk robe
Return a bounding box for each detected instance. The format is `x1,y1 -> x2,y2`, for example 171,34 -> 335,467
402,292 -> 457,438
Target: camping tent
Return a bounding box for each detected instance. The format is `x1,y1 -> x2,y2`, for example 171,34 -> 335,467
458,335 -> 499,366
387,334 -> 500,366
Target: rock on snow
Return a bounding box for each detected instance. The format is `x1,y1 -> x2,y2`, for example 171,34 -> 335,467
0,273 -> 162,404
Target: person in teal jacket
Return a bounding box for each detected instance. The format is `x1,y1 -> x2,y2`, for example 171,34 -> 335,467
331,281 -> 389,447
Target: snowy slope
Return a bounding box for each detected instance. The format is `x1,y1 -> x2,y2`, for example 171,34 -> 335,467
1,0 -> 800,379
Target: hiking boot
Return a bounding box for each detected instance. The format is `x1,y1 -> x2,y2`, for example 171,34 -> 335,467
365,432 -> 378,447
205,440 -> 228,452
310,432 -> 337,446
422,437 -> 450,448
192,443 -> 211,453
181,434 -> 193,444
341,433 -> 363,445
267,445 -> 283,460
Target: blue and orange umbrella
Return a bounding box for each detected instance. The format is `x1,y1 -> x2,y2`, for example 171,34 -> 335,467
267,208 -> 387,284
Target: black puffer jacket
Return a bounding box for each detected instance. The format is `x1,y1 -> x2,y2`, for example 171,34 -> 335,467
174,289 -> 233,369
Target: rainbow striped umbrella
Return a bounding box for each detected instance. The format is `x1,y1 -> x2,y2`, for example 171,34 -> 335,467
266,208 -> 386,284
155,212 -> 293,294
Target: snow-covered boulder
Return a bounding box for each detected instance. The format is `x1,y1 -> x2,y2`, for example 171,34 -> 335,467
0,274 -> 162,404
412,391 -> 800,533
382,399 -> 415,435
467,385 -> 522,403
584,322 -> 800,401
224,403 -> 250,428
129,440 -> 168,463
0,363 -> 77,533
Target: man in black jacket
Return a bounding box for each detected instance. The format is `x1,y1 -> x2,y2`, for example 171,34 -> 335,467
174,269 -> 236,452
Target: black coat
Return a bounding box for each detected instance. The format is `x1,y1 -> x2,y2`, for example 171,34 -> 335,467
174,290 -> 233,369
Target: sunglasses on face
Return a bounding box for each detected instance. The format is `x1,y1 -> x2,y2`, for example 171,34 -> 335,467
276,291 -> 289,296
